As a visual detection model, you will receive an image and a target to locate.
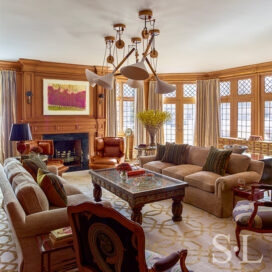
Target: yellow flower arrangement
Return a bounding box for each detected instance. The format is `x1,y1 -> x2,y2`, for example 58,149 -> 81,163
137,110 -> 171,129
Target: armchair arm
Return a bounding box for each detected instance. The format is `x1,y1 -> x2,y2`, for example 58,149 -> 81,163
47,165 -> 58,175
152,250 -> 190,272
139,155 -> 156,167
251,184 -> 272,190
215,171 -> 261,195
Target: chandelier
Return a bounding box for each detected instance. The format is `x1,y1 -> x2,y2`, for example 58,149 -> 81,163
85,9 -> 175,94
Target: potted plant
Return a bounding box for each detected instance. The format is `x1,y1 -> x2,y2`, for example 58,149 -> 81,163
137,110 -> 171,146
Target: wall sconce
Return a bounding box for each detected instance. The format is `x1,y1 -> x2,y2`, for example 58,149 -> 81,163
26,91 -> 33,104
98,93 -> 104,104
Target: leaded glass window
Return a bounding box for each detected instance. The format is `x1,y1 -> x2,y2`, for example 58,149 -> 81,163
238,79 -> 251,95
163,104 -> 176,143
265,76 -> 272,94
237,102 -> 251,139
183,84 -> 196,97
220,103 -> 230,137
123,84 -> 135,97
220,81 -> 231,96
264,101 -> 272,141
183,104 -> 195,145
123,101 -> 134,132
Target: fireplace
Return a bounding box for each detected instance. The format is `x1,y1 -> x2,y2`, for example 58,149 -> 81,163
43,133 -> 89,171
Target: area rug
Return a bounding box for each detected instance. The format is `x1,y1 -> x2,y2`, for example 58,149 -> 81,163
1,170 -> 272,271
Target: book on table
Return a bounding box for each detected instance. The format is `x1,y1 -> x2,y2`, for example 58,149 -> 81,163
49,226 -> 73,246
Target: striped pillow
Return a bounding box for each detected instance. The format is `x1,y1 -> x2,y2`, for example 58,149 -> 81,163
203,146 -> 232,175
37,168 -> 67,207
155,143 -> 166,160
23,156 -> 48,181
161,143 -> 188,164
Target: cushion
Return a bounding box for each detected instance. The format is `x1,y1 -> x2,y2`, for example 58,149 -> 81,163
143,161 -> 176,174
203,146 -> 232,175
162,164 -> 202,181
155,143 -> 166,161
37,168 -> 67,207
4,160 -> 30,184
4,157 -> 21,167
23,156 -> 48,181
184,171 -> 222,193
104,145 -> 121,157
15,183 -> 49,215
161,143 -> 188,164
63,184 -> 82,196
187,146 -> 210,166
12,172 -> 36,191
92,157 -> 118,165
233,200 -> 272,229
227,153 -> 251,174
103,138 -> 121,146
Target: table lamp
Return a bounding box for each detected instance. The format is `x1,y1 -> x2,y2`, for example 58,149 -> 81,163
9,123 -> 32,156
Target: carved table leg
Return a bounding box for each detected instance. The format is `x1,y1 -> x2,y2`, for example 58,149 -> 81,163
172,196 -> 183,222
93,182 -> 102,202
131,205 -> 144,225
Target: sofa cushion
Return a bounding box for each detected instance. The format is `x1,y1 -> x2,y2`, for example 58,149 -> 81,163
37,168 -> 67,207
15,183 -> 49,215
155,143 -> 166,161
4,160 -> 30,184
227,153 -> 251,174
184,171 -> 222,193
162,164 -> 202,181
161,143 -> 188,165
63,184 -> 82,196
4,157 -> 21,167
67,194 -> 93,206
23,156 -> 48,181
203,146 -> 232,175
187,146 -> 210,166
143,161 -> 176,174
12,172 -> 36,191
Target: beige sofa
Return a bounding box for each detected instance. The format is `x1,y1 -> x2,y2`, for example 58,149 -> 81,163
139,145 -> 264,218
0,158 -> 93,272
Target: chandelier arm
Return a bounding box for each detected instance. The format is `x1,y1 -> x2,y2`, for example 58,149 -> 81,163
145,57 -> 157,78
142,34 -> 154,58
113,47 -> 135,73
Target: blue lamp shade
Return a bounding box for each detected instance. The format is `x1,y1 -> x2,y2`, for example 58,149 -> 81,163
9,123 -> 33,141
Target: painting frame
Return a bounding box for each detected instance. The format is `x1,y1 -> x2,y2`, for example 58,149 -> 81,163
43,79 -> 90,115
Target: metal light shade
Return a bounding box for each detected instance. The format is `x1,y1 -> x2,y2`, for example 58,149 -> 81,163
85,69 -> 99,87
95,73 -> 114,90
9,123 -> 32,141
127,79 -> 144,89
120,58 -> 149,80
155,77 -> 176,94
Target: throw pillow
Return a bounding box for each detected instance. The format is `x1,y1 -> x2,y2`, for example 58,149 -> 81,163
37,168 -> 67,207
203,146 -> 232,175
23,156 -> 48,181
155,143 -> 166,161
161,143 -> 188,164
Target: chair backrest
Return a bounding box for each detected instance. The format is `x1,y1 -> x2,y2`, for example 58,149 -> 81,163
24,140 -> 54,156
94,137 -> 124,158
67,202 -> 148,272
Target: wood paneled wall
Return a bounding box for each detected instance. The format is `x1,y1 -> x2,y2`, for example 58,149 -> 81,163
0,59 -> 107,164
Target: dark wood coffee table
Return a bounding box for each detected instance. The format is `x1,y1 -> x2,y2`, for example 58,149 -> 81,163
89,168 -> 188,225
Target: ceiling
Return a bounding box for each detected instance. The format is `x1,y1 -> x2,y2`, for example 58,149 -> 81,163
1,0 -> 272,73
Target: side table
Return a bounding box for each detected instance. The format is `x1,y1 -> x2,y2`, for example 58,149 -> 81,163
36,234 -> 76,272
232,184 -> 265,208
134,145 -> 157,159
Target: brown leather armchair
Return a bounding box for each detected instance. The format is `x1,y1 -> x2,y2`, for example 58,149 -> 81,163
24,140 -> 69,176
90,137 -> 125,170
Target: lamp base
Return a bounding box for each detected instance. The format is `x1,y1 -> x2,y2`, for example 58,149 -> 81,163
17,141 -> 26,155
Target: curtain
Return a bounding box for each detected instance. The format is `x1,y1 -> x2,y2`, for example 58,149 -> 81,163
134,86 -> 146,146
0,70 -> 17,163
194,79 -> 220,147
148,81 -> 164,144
106,80 -> 117,137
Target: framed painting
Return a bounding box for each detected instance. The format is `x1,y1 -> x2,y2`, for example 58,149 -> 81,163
43,79 -> 90,115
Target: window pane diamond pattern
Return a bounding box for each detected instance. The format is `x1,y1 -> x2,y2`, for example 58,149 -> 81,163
163,85 -> 176,97
183,84 -> 196,97
238,79 -> 251,95
220,103 -> 230,137
265,76 -> 272,93
123,101 -> 134,132
220,81 -> 231,96
264,101 -> 272,141
123,84 -> 135,97
183,104 -> 195,145
116,83 -> 120,96
237,102 -> 251,139
163,104 -> 176,143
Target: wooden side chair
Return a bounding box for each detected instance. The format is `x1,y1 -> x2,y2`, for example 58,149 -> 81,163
233,184 -> 272,256
67,202 -> 193,272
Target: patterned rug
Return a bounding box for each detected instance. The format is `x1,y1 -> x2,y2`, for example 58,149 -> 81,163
1,170 -> 272,271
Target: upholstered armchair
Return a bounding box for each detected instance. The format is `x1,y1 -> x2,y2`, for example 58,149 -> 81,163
233,184 -> 272,256
90,137 -> 125,170
24,140 -> 69,176
68,202 -> 192,272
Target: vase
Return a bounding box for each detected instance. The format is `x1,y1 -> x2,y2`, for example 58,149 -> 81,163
146,127 -> 159,146
120,171 -> 128,182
